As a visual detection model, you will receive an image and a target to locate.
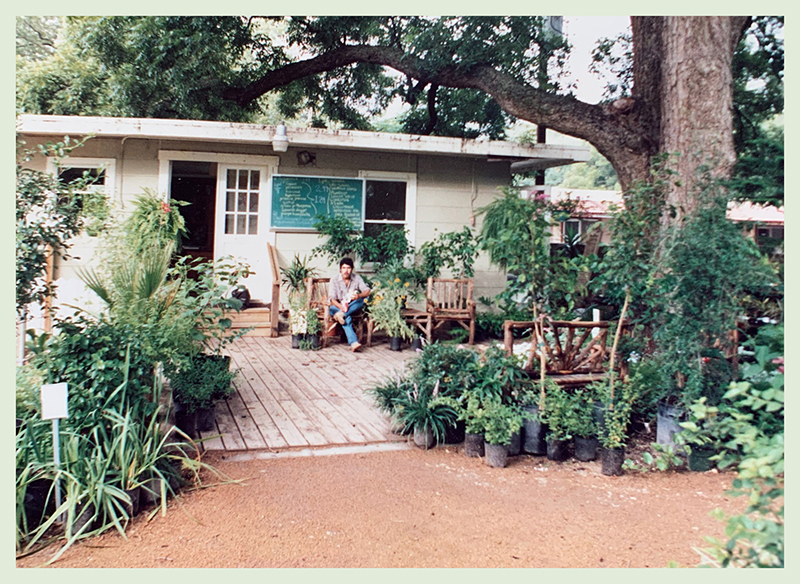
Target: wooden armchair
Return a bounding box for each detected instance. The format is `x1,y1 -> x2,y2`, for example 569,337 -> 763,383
305,277 -> 367,348
425,277 -> 476,345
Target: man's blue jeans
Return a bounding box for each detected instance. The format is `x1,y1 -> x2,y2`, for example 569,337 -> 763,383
329,298 -> 365,345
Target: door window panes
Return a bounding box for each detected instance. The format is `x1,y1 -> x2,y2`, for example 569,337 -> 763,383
224,169 -> 260,235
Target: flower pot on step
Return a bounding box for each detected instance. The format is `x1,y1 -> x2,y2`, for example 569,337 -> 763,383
484,442 -> 509,468
174,406 -> 198,439
464,432 -> 485,457
601,447 -> 625,476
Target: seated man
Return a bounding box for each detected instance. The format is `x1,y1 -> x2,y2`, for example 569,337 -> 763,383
328,257 -> 371,352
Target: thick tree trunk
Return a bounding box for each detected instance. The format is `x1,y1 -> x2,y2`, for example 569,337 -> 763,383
649,17 -> 746,222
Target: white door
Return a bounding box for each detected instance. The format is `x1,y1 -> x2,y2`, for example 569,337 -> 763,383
214,165 -> 274,302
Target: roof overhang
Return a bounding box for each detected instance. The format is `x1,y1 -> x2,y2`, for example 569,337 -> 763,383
17,114 -> 590,169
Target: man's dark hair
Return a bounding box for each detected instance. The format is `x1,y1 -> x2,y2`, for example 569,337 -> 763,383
339,257 -> 354,269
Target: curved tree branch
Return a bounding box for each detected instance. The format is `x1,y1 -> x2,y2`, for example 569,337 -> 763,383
222,43 -> 653,181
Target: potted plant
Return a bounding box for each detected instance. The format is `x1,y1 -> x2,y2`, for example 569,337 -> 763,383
479,398 -> 527,468
368,278 -> 416,350
393,381 -> 457,449
568,388 -> 599,462
167,353 -> 236,436
303,308 -> 322,350
280,254 -> 318,348
596,376 -> 636,476
675,397 -> 720,471
539,386 -> 573,462
433,393 -> 486,457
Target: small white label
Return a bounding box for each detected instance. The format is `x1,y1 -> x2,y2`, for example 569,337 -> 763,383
41,383 -> 69,420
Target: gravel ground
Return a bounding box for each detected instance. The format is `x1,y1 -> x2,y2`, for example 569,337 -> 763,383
16,443 -> 743,569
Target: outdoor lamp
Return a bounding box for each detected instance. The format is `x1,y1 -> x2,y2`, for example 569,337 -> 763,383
272,123 -> 289,152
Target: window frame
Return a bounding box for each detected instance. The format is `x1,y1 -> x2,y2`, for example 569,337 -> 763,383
46,156 -> 116,198
358,170 -> 417,250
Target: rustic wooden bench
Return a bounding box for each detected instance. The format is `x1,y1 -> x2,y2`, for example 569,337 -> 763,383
503,316 -> 628,386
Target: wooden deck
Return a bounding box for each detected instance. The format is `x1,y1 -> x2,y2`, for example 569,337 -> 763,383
197,335 -> 414,452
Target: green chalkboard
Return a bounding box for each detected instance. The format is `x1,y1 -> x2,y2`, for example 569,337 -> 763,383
271,175 -> 364,230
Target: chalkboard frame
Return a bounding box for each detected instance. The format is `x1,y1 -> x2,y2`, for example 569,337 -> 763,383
270,174 -> 365,232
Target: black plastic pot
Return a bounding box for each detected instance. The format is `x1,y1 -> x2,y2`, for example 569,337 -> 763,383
508,430 -> 522,456
444,420 -> 466,444
522,404 -> 547,455
484,442 -> 509,468
174,407 -> 197,439
464,432 -> 485,457
688,446 -> 716,472
601,447 -> 625,476
309,334 -> 321,350
123,487 -> 141,518
23,478 -> 56,530
196,404 -> 216,432
546,438 -> 571,461
389,336 -> 403,351
291,334 -> 303,349
592,401 -> 606,436
656,401 -> 686,447
411,337 -> 424,351
574,436 -> 599,462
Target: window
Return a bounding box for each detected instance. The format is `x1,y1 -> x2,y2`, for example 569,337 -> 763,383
47,157 -> 115,236
561,219 -> 582,243
364,179 -> 407,238
224,168 -> 260,235
359,175 -> 416,263
48,157 -> 115,202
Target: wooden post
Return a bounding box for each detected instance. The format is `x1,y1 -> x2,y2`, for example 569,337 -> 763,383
608,288 -> 630,404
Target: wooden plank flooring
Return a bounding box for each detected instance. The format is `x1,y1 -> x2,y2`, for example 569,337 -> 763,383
199,334 -> 412,452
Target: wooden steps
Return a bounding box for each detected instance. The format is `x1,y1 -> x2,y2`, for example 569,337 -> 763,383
229,306 -> 275,337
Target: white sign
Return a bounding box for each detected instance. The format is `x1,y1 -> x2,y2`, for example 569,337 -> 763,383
40,383 -> 69,420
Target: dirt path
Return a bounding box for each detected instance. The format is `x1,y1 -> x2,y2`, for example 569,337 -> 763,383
16,445 -> 743,568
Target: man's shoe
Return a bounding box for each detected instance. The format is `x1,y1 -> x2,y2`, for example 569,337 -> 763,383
350,342 -> 362,352
334,311 -> 346,325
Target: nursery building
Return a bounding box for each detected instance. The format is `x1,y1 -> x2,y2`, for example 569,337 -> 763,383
17,114 -> 590,333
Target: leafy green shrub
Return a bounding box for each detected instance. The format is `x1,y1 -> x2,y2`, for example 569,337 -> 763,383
28,316 -> 156,433
167,354 -> 236,413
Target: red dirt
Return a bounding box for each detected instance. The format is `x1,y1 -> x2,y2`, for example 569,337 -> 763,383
16,445 -> 744,569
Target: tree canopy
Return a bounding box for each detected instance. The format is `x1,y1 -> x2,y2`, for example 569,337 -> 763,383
16,16 -> 784,209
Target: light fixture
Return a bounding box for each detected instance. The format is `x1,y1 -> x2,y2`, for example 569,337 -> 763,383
296,150 -> 316,166
272,123 -> 289,152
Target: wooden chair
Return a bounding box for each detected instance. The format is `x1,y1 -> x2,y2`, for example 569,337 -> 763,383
425,277 -> 476,345
305,277 -> 367,348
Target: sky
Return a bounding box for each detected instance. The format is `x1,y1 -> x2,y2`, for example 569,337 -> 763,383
562,16 -> 631,104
